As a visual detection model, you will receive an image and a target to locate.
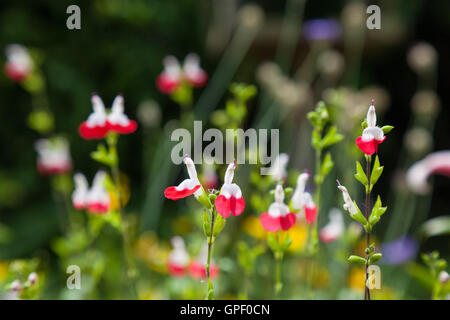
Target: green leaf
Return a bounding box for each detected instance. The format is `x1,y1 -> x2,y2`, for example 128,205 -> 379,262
354,161 -> 368,186
350,201 -> 368,226
370,156 -> 384,188
284,187 -> 293,197
369,253 -> 382,264
368,195 -> 387,227
361,119 -> 368,129
311,128 -> 321,150
348,255 -> 367,264
321,126 -> 344,149
320,152 -> 334,178
381,125 -> 394,134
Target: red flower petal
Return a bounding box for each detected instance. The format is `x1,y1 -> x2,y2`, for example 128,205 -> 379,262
260,213 -> 281,232
319,230 -> 338,243
279,213 -> 296,231
156,74 -> 180,94
164,185 -> 200,200
305,206 -> 317,224
37,162 -> 72,176
87,203 -> 109,214
374,136 -> 386,153
355,136 -> 377,155
79,122 -> 109,140
216,195 -> 245,218
4,64 -> 29,82
186,71 -> 208,87
107,120 -> 138,135
167,262 -> 187,277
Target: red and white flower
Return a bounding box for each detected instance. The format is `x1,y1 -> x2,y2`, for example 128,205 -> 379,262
260,184 -> 296,232
79,94 -> 137,140
156,53 -> 207,94
35,137 -> 72,176
406,150 -> 450,194
164,156 -> 203,200
201,157 -> 219,190
106,94 -> 138,135
4,44 -> 33,82
72,171 -> 110,214
189,245 -> 219,280
355,100 -> 386,155
336,181 -> 358,219
167,236 -> 190,277
291,172 -> 317,224
215,162 -> 245,218
319,208 -> 344,243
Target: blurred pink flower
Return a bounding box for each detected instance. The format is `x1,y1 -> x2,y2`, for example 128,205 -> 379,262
4,44 -> 33,82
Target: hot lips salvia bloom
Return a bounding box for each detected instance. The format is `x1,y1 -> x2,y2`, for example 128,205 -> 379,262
355,100 -> 386,156
4,44 -> 33,82
164,156 -> 203,200
167,236 -> 190,277
291,172 -> 318,224
34,137 -> 72,176
319,208 -> 344,243
260,185 -> 296,232
156,53 -> 208,94
72,171 -> 111,214
79,94 -> 137,140
215,162 -> 245,218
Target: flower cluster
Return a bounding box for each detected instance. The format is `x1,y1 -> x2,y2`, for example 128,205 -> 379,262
156,54 -> 208,94
72,171 -> 111,214
79,94 -> 137,140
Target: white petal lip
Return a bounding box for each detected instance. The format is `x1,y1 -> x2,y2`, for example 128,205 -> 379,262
220,183 -> 242,199
224,162 -> 236,184
86,94 -> 107,127
108,94 -> 130,126
183,156 -> 203,197
268,202 -> 290,218
337,185 -> 357,216
406,150 -> 450,194
291,172 -> 309,210
175,179 -> 200,191
362,126 -> 384,141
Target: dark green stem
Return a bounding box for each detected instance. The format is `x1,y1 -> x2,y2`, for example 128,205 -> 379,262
365,155 -> 372,301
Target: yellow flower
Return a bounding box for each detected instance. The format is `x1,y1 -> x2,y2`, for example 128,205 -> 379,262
348,267 -> 365,291
287,224 -> 307,252
242,216 -> 267,240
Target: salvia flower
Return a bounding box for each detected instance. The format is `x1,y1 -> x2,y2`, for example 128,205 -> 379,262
4,44 -> 33,82
406,150 -> 450,194
336,181 -> 360,220
167,237 -> 190,277
303,19 -> 341,42
10,280 -> 22,292
27,272 -> 38,285
319,208 -> 344,243
156,53 -> 208,94
189,246 -> 219,280
79,94 -> 137,140
215,162 -> 245,218
381,236 -> 418,265
35,137 -> 72,175
439,271 -> 450,284
260,184 -> 296,232
355,100 -> 386,155
164,156 -> 203,200
291,172 -> 317,224
72,171 -> 111,214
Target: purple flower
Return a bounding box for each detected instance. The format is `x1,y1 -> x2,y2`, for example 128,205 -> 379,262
381,236 -> 419,265
303,19 -> 341,41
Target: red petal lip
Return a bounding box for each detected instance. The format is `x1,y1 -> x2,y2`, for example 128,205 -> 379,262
164,185 -> 201,200
215,195 -> 245,218
37,162 -> 72,176
167,262 -> 187,277
107,120 -> 138,135
260,212 -> 296,232
87,203 -> 109,214
356,136 -> 386,155
305,206 -> 317,224
319,230 -> 338,243
4,64 -> 30,82
186,72 -> 208,87
156,74 -> 180,94
79,122 -> 109,140
189,260 -> 219,280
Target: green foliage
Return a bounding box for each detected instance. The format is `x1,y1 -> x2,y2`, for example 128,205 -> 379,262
368,195 -> 387,229
370,156 -> 384,190
354,161 -> 368,186
348,255 -> 366,264
237,241 -> 265,275
381,125 -> 394,134
91,144 -> 118,167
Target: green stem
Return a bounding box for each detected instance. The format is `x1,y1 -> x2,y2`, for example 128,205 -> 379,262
365,155 -> 372,301
107,134 -> 138,298
206,207 -> 216,300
